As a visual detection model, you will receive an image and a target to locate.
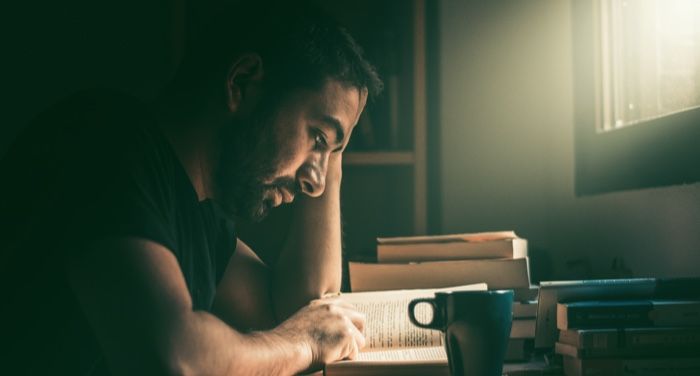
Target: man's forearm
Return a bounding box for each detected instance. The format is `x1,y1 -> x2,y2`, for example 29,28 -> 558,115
272,159 -> 343,320
168,310 -> 310,376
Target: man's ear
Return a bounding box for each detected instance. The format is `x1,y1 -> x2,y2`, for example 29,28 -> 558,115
225,53 -> 264,113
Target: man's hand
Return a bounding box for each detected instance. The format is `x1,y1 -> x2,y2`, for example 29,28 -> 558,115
327,151 -> 343,184
274,298 -> 366,369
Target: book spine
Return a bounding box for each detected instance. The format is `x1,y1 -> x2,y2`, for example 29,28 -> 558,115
560,328 -> 700,352
626,328 -> 700,347
564,356 -> 700,376
557,301 -> 700,330
555,341 -> 700,359
559,302 -> 652,329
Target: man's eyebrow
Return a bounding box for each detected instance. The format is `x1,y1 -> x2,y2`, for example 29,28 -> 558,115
319,115 -> 345,147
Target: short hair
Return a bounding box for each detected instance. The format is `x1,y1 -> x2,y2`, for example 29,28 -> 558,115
182,0 -> 383,101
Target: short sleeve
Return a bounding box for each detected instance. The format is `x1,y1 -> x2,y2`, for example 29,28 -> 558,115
54,102 -> 180,260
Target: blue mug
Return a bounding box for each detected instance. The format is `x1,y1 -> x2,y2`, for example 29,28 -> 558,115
408,290 -> 514,376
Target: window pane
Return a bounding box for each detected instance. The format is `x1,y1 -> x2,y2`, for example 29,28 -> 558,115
597,0 -> 700,132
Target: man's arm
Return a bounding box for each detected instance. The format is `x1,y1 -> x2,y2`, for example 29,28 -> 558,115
272,154 -> 344,319
68,237 -> 364,375
212,239 -> 277,330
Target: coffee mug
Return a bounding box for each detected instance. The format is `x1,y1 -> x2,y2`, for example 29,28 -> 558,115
408,290 -> 514,376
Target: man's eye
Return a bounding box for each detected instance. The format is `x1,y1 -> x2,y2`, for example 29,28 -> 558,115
314,131 -> 328,149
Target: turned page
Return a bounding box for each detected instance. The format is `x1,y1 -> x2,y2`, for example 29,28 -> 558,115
340,283 -> 487,351
355,346 -> 447,361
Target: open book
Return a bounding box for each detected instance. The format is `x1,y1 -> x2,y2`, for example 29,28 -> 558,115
324,283 -> 488,376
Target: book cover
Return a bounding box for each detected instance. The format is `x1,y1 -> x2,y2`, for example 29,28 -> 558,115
555,341 -> 700,359
562,356 -> 700,376
558,327 -> 700,350
348,258 -> 531,292
556,299 -> 700,330
376,231 -> 527,262
534,277 -> 700,348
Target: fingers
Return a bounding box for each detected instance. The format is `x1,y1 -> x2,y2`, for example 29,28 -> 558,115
343,316 -> 364,360
309,298 -> 366,334
340,306 -> 366,334
348,317 -> 366,350
346,335 -> 360,360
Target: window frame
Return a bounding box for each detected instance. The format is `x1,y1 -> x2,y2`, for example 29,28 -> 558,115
573,0 -> 700,195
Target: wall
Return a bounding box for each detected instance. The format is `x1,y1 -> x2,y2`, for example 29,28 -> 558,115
2,1 -> 179,153
437,0 -> 700,281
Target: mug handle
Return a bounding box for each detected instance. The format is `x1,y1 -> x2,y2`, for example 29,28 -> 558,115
408,298 -> 442,330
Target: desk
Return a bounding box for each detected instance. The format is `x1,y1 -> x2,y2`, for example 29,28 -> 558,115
319,358 -> 562,375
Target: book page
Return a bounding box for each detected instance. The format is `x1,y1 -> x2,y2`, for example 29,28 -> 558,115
377,231 -> 517,244
356,346 -> 447,361
351,296 -> 443,350
341,283 -> 487,351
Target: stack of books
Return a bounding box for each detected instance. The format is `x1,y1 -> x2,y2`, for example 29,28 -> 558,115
555,297 -> 700,375
348,230 -> 538,362
510,294 -> 538,361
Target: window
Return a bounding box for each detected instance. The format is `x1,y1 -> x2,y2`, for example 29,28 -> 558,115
573,0 -> 700,194
597,0 -> 700,132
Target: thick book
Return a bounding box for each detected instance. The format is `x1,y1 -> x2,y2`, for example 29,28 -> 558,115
534,277 -> 700,348
348,257 -> 531,292
376,231 -> 527,262
556,299 -> 700,330
324,283 -> 487,376
559,327 -> 700,350
562,356 -> 700,376
555,340 -> 700,359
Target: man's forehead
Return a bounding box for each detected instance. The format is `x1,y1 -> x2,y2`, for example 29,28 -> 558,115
310,80 -> 364,128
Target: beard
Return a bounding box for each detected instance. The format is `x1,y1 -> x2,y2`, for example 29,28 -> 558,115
214,99 -> 296,222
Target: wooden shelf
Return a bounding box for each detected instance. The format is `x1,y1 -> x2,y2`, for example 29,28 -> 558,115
343,151 -> 415,166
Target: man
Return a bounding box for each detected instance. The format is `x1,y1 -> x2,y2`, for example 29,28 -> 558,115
0,2 -> 383,375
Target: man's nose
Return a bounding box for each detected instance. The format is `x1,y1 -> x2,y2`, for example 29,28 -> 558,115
298,155 -> 328,198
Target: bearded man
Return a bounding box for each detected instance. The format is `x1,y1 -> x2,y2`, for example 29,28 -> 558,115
0,2 -> 382,375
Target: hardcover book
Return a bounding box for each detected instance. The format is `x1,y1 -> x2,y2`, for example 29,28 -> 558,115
376,231 -> 527,262
562,356 -> 700,376
348,258 -> 531,292
534,277 -> 700,348
558,327 -> 700,350
556,299 -> 700,330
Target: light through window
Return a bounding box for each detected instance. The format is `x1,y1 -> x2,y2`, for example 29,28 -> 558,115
595,0 -> 700,132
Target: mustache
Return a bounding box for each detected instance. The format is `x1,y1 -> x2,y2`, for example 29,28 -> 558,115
263,176 -> 298,195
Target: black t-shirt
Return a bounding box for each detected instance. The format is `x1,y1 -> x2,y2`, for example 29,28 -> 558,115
0,90 -> 237,375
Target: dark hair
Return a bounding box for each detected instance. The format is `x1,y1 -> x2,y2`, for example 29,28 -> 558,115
182,0 -> 383,101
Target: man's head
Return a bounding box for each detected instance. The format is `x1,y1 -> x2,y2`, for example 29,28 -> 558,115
180,1 -> 383,221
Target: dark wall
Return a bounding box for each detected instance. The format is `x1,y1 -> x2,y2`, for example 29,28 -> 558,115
2,0 -> 181,154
